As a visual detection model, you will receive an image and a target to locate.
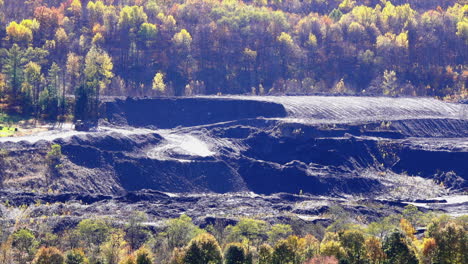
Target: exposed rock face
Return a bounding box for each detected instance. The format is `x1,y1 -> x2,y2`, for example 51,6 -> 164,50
0,96 -> 466,202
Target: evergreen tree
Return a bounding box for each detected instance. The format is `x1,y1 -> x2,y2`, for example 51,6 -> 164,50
382,232 -> 417,264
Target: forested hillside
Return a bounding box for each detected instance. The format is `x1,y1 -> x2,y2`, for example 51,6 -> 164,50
0,202 -> 466,264
0,0 -> 467,120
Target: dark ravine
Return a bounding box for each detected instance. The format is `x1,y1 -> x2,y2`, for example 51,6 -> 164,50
0,96 -> 467,224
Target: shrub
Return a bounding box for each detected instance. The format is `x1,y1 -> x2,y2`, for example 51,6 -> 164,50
168,248 -> 185,264
183,233 -> 222,264
34,247 -> 65,264
383,232 -> 418,264
165,214 -> 203,249
271,239 -> 295,264
305,256 -> 339,264
76,218 -> 111,247
339,229 -> 366,264
135,246 -> 153,264
319,240 -> 346,260
119,254 -> 136,264
12,228 -> 37,263
46,144 -> 63,176
257,244 -> 273,264
225,218 -> 267,246
364,237 -> 385,264
46,144 -> 62,164
268,224 -> 293,244
65,249 -> 89,264
430,222 -> 467,264
224,243 -> 246,264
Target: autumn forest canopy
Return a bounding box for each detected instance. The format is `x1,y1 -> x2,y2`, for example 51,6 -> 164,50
0,0 -> 467,120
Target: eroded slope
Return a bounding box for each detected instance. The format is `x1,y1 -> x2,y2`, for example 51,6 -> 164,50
0,96 -> 466,202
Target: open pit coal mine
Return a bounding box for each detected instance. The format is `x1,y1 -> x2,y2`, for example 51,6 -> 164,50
0,96 -> 467,229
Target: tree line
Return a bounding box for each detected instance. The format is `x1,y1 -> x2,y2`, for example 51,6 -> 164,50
0,0 -> 467,121
0,204 -> 466,264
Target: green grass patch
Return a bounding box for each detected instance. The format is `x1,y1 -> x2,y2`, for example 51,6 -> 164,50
0,126 -> 16,137
0,113 -> 22,137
